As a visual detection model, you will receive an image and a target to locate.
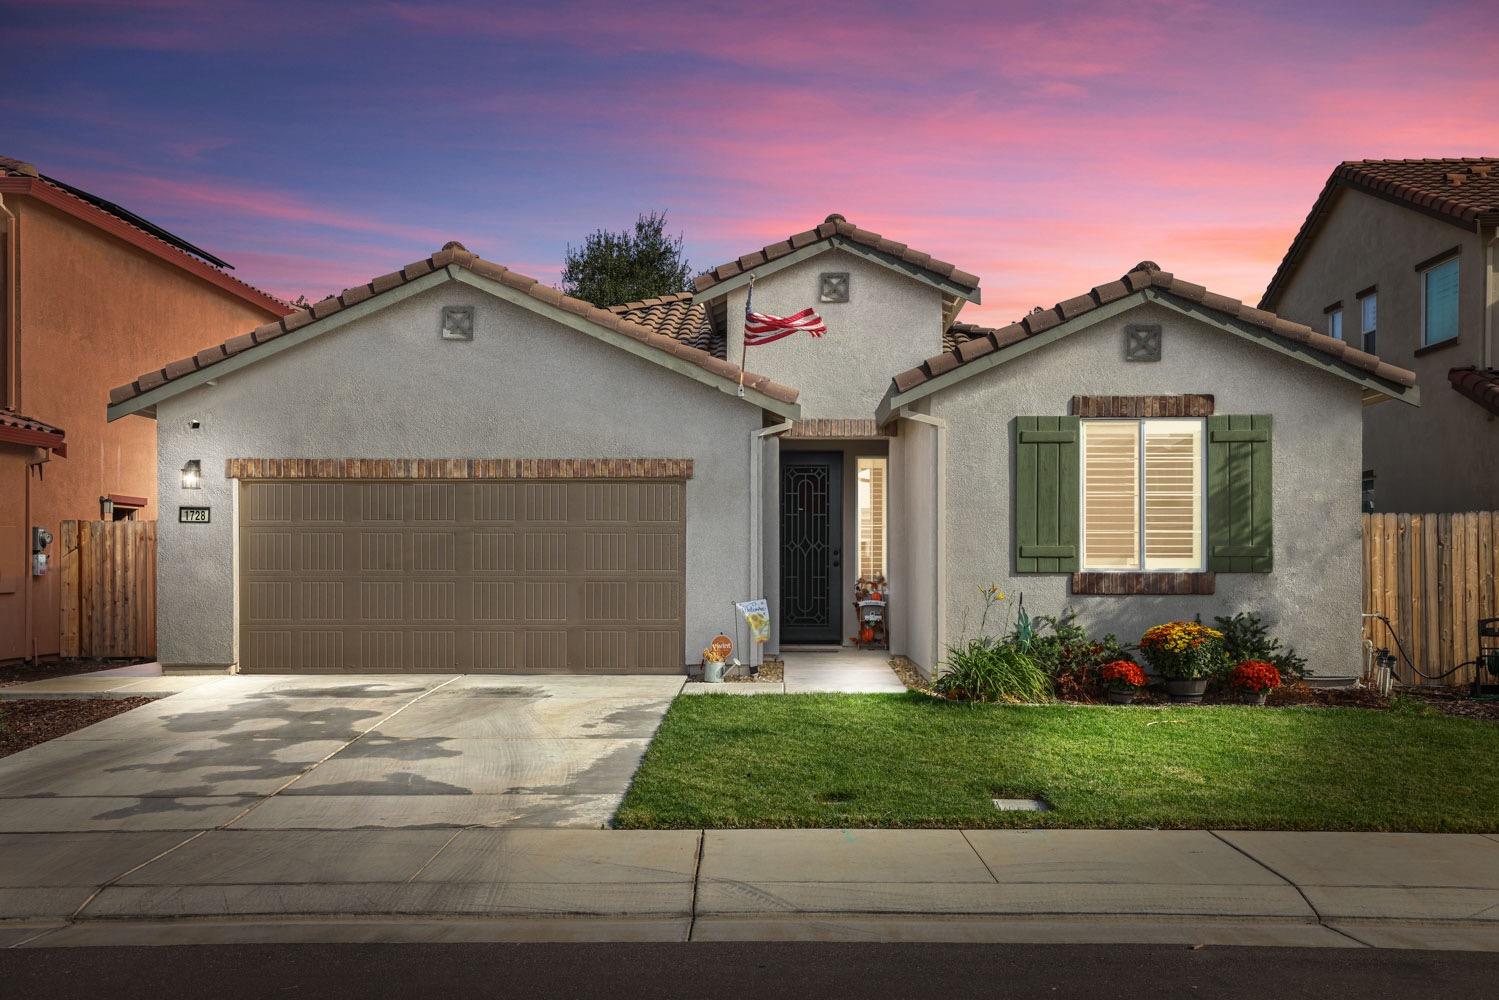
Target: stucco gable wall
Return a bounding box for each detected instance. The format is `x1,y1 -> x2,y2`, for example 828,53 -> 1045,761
723,249 -> 946,418
153,279 -> 762,669
1269,187 -> 1495,512
927,301 -> 1366,679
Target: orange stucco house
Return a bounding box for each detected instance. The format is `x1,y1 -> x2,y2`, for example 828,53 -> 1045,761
0,155 -> 287,662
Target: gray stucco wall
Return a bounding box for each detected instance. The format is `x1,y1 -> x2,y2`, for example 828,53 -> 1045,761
926,301 -> 1367,679
724,249 -> 946,418
888,420 -> 940,676
152,279 -> 763,669
1270,188 -> 1497,512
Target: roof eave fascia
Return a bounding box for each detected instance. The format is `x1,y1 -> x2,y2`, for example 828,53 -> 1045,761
0,176 -> 288,317
452,269 -> 800,420
1262,175 -> 1494,310
692,236 -> 980,307
876,287 -> 1419,417
107,269 -> 453,421
109,265 -> 802,423
878,291 -> 1150,419
1143,289 -> 1419,406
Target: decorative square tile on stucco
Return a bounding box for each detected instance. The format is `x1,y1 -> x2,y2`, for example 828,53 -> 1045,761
818,272 -> 850,303
1124,324 -> 1161,362
440,305 -> 475,341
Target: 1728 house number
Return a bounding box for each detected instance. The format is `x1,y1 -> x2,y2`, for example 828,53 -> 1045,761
178,506 -> 211,523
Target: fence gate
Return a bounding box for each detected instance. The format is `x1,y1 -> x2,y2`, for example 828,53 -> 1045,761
1363,511 -> 1497,686
58,520 -> 157,659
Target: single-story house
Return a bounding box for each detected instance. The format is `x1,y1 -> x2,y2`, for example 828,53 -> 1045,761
108,216 -> 1417,680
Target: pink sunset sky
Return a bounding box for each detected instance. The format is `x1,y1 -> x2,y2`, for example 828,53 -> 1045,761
5,0 -> 1499,323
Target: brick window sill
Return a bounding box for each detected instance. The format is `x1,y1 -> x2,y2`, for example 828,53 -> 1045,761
1071,572 -> 1216,596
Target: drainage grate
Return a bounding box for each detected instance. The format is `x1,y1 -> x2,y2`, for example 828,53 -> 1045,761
993,797 -> 1051,812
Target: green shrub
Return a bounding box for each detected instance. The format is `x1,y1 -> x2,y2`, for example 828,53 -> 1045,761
935,637 -> 1052,703
1213,612 -> 1309,680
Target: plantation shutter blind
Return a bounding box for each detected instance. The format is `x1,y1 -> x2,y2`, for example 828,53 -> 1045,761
1080,421 -> 1138,568
1142,420 -> 1203,569
1013,416 -> 1079,573
1206,415 -> 1273,572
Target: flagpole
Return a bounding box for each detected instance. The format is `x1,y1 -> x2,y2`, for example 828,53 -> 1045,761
738,274 -> 753,397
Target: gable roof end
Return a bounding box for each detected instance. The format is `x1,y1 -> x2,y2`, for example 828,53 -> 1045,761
880,262 -> 1417,422
1261,157 -> 1499,309
108,243 -> 798,419
693,214 -> 981,296
0,155 -> 289,314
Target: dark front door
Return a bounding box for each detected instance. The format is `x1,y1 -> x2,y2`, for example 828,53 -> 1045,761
780,452 -> 843,644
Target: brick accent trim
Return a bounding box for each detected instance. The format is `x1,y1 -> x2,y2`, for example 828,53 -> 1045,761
225,458 -> 694,480
1071,572 -> 1216,596
786,418 -> 887,439
1070,394 -> 1214,418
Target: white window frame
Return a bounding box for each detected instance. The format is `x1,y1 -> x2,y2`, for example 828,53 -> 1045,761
1358,291 -> 1377,354
855,456 -> 887,579
1420,255 -> 1460,347
1079,418 -> 1206,573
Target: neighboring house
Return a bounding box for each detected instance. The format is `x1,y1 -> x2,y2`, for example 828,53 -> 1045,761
1259,158 -> 1499,512
111,219 -> 1414,681
0,155 -> 287,662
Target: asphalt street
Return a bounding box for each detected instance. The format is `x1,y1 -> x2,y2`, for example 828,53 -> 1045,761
5,942 -> 1498,999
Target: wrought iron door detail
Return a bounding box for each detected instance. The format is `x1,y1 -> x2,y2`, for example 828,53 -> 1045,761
780,453 -> 842,642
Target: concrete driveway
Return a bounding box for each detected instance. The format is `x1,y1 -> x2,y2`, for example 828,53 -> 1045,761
0,673 -> 683,835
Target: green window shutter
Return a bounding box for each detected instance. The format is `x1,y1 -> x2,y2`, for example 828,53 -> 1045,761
1207,415 -> 1272,573
1014,416 -> 1079,573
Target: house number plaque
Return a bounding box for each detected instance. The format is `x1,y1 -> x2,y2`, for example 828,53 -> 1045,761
178,506 -> 211,523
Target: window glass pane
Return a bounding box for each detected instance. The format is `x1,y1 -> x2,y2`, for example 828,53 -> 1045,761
1328,309 -> 1343,340
1142,420 -> 1203,570
1082,421 -> 1139,570
1360,293 -> 1377,334
1423,258 -> 1459,345
856,457 -> 886,579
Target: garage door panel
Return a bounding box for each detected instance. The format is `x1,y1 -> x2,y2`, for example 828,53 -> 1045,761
240,479 -> 685,673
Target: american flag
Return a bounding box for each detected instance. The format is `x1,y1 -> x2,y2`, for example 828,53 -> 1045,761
743,283 -> 826,346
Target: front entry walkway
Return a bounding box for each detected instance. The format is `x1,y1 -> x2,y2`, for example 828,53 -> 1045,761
682,648 -> 906,695
0,673 -> 683,835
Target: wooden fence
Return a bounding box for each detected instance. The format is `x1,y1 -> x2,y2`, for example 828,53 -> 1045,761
1362,511 -> 1497,686
58,520 -> 157,659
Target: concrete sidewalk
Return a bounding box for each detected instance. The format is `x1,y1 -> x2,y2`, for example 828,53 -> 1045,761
6,828 -> 1499,950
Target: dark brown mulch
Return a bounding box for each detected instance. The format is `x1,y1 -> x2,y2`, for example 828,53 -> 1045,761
0,697 -> 155,758
1400,685 -> 1499,722
0,658 -> 149,687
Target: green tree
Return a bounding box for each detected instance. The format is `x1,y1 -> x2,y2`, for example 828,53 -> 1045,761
561,210 -> 692,307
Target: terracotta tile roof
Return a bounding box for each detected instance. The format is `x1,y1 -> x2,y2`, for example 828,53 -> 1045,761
944,322 -> 987,353
1449,366 -> 1499,416
693,214 -> 981,295
607,292 -> 724,358
1261,158 -> 1499,309
0,408 -> 66,453
889,262 -> 1417,396
109,243 -> 797,409
0,155 -> 289,313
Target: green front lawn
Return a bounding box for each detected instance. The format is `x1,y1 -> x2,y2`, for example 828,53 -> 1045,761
615,693 -> 1499,832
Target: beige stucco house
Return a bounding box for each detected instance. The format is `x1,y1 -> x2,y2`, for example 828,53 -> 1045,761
108,216 -> 1416,681
1260,158 -> 1499,512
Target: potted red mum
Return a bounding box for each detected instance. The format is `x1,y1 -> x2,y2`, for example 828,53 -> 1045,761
1100,659 -> 1147,705
1229,659 -> 1281,705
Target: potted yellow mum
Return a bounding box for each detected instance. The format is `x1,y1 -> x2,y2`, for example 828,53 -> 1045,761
1139,621 -> 1225,704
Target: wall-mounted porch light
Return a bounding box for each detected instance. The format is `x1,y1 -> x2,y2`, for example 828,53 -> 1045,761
181,460 -> 203,489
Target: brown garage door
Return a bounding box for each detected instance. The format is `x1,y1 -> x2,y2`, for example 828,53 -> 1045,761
238,479 -> 685,673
